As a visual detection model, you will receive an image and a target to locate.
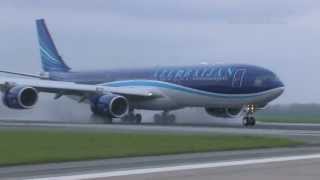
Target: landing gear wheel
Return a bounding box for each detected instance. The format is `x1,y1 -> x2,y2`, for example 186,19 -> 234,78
153,112 -> 176,124
249,117 -> 256,126
168,114 -> 176,124
242,104 -> 257,127
121,112 -> 142,124
242,117 -> 249,127
154,114 -> 161,124
243,116 -> 256,127
135,114 -> 142,124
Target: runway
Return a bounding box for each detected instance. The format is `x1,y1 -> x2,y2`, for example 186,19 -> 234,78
2,147 -> 320,180
0,121 -> 320,179
85,154 -> 320,180
1,121 -> 320,144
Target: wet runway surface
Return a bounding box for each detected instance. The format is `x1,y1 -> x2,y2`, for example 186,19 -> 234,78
0,121 -> 320,179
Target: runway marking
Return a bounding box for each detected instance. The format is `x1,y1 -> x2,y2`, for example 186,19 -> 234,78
30,153 -> 320,180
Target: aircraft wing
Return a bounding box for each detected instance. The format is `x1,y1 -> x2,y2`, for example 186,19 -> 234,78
0,77 -> 156,99
0,70 -> 43,79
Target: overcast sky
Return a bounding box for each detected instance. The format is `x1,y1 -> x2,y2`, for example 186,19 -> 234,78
0,0 -> 319,104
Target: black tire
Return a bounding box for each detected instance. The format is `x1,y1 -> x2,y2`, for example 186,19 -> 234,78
135,114 -> 142,124
154,114 -> 161,124
243,117 -> 249,127
250,117 -> 256,126
168,114 -> 176,124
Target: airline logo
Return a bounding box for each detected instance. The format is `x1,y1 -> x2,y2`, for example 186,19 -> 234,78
153,67 -> 240,82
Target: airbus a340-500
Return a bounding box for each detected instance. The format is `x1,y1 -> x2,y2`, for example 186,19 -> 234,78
0,19 -> 284,126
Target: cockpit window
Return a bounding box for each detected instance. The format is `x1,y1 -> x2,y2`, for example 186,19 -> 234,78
253,74 -> 277,87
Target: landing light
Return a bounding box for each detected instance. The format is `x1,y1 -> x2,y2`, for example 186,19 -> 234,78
247,105 -> 256,112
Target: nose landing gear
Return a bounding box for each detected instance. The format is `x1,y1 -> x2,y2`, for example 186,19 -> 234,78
243,105 -> 256,127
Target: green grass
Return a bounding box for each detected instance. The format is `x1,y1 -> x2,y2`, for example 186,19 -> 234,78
0,129 -> 301,166
257,115 -> 320,124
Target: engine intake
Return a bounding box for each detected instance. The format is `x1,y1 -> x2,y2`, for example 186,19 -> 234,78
90,94 -> 129,118
2,86 -> 38,109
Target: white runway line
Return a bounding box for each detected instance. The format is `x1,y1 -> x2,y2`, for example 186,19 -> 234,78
30,153 -> 320,180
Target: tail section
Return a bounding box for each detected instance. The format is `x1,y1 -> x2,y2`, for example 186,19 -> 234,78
36,19 -> 71,72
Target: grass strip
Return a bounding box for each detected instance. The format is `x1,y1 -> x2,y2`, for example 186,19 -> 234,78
0,129 -> 301,166
257,115 -> 320,124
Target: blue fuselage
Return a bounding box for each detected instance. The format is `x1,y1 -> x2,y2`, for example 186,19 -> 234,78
49,64 -> 284,95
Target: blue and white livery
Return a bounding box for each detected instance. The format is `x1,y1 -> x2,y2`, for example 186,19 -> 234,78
0,19 -> 285,126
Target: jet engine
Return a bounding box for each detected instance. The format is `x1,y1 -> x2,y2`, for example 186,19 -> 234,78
2,86 -> 38,109
205,107 -> 244,118
90,94 -> 129,118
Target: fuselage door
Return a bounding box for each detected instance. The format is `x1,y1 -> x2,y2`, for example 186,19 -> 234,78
232,69 -> 246,88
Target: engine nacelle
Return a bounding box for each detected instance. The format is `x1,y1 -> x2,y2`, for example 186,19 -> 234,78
205,107 -> 243,118
90,94 -> 129,118
2,86 -> 38,109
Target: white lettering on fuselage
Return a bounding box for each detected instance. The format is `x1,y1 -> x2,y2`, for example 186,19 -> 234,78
154,67 -> 235,82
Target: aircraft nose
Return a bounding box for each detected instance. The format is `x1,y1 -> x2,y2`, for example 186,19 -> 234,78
270,76 -> 285,98
265,84 -> 285,102
278,79 -> 285,88
278,86 -> 285,95
275,81 -> 285,97
274,74 -> 285,89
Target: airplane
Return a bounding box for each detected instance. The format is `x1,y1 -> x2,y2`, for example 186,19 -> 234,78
0,19 -> 284,126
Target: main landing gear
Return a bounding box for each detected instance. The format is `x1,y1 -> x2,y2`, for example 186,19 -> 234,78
242,105 -> 256,127
121,110 -> 142,124
153,111 -> 176,124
